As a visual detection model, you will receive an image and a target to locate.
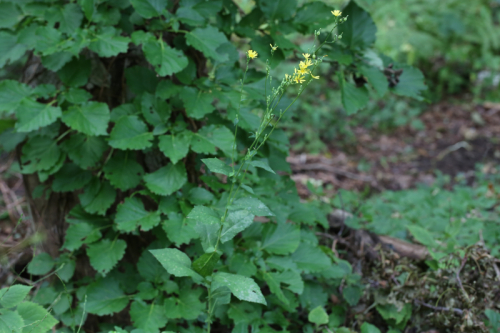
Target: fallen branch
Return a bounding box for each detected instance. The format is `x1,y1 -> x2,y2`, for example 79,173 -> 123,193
415,299 -> 464,316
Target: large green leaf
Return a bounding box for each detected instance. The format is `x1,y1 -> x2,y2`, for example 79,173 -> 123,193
140,92 -> 171,125
20,136 -> 61,173
164,287 -> 205,320
338,1 -> 376,49
359,65 -> 388,97
187,206 -> 221,253
221,210 -> 255,243
202,158 -> 232,176
0,309 -> 23,333
17,302 -> 58,333
143,39 -> 188,76
185,26 -> 229,60
0,32 -> 27,69
0,80 -> 31,112
79,178 -> 116,215
58,56 -> 91,87
293,2 -> 335,33
179,86 -> 215,119
61,134 -> 107,169
392,65 -> 427,100
88,26 -> 130,57
85,277 -> 129,315
103,151 -> 144,190
0,3 -> 22,29
115,197 -> 161,232
143,163 -> 187,196
62,102 -> 110,136
291,243 -> 331,273
149,248 -> 202,280
308,306 -> 329,325
109,115 -> 153,150
0,285 -> 32,308
341,79 -> 369,115
130,300 -> 168,331
261,222 -> 300,255
87,239 -> 127,276
130,0 -> 167,18
162,212 -> 197,247
158,132 -> 192,164
52,163 -> 92,192
192,251 -> 220,277
212,272 -> 266,305
15,99 -> 62,132
191,124 -> 234,156
46,3 -> 83,35
232,197 -> 274,216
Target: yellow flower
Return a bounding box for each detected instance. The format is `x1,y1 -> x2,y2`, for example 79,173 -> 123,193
331,10 -> 342,17
293,75 -> 305,84
247,50 -> 258,59
311,74 -> 320,79
270,44 -> 278,51
302,53 -> 310,59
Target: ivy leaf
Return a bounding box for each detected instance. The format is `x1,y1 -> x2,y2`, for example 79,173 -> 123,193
187,206 -> 221,253
130,0 -> 167,18
338,1 -> 376,49
130,300 -> 168,331
86,239 -> 127,276
17,302 -> 58,332
115,197 -> 161,232
88,27 -> 130,57
143,40 -> 188,76
232,197 -> 274,216
341,79 -> 369,115
144,163 -> 187,196
248,160 -> 275,174
392,65 -> 427,100
79,178 -> 116,215
85,277 -> 129,315
308,306 -> 329,325
62,102 -> 110,136
186,26 -> 229,60
221,210 -> 255,243
192,251 -> 221,277
149,248 -> 202,280
359,65 -> 388,97
61,134 -> 107,169
109,115 -> 153,150
158,132 -> 192,164
15,99 -> 62,132
179,87 -> 215,119
164,287 -> 205,320
21,136 -> 61,173
212,272 -> 266,305
0,285 -> 32,308
261,223 -> 300,255
162,212 -> 197,246
291,243 -> 331,273
52,164 -> 92,192
103,151 -> 144,190
0,80 -> 31,112
202,158 -> 232,176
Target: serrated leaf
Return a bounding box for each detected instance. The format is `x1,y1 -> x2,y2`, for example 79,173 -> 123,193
48,3 -> 83,35
130,300 -> 168,331
0,32 -> 27,69
58,56 -> 91,87
41,51 -> 73,72
338,1 -> 376,49
308,306 -> 329,325
103,151 -> 144,190
232,197 -> 274,216
143,39 -> 188,76
61,134 -> 107,169
0,80 -> 31,112
0,285 -> 32,308
392,65 -> 427,100
88,26 -> 130,57
27,253 -> 55,275
221,210 -> 255,243
291,243 -> 331,273
79,178 -> 116,215
86,239 -> 126,276
212,272 -> 266,305
64,88 -> 92,104
179,86 -> 215,119
140,92 -> 171,125
115,197 -> 161,232
17,302 -> 58,333
248,160 -> 275,174
162,212 -> 197,246
192,124 -> 234,156
261,223 -> 300,255
20,136 -> 61,173
63,206 -> 106,251
158,132 -> 192,164
0,309 -> 23,333
202,158 -> 232,176
341,79 -> 369,115
188,206 -> 221,253
359,65 -> 388,97
15,99 -> 62,132
192,252 -> 221,277
109,115 -> 153,150
149,248 -> 202,280
130,0 -> 167,18
85,277 -> 129,315
143,163 -> 187,196
186,26 -> 229,60
52,163 -> 92,192
62,102 -> 110,136
164,287 -> 205,320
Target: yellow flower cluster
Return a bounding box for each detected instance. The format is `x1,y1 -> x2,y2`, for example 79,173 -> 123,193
286,53 -> 319,84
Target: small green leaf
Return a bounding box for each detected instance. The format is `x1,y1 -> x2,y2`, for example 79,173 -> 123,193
17,302 -> 59,333
61,134 -> 107,169
47,3 -> 83,35
359,65 -> 388,97
248,160 -> 275,174
360,322 -> 381,333
144,163 -> 187,196
408,225 -> 436,248
130,300 -> 168,331
158,132 -> 192,164
212,272 -> 266,305
88,26 -> 130,57
164,287 -> 205,320
392,65 -> 427,100
291,243 -> 331,273
202,158 -> 232,176
179,86 -> 215,119
192,124 -> 234,156
27,253 -> 55,275
0,80 -> 31,112
0,285 -> 32,308
109,115 -> 153,150
144,39 -> 188,76
79,178 -> 116,215
341,79 -> 369,115
186,26 -> 229,60
221,210 -> 255,243
162,212 -> 197,246
149,248 -> 202,280
187,187 -> 214,205
115,197 -> 161,232
85,277 -> 129,315
261,223 -> 300,255
63,206 -> 106,251
342,285 -> 363,306
103,151 -> 144,190
87,239 -> 127,276
192,252 -> 221,277
210,286 -> 231,305
62,102 -> 110,136
20,136 -> 61,173
15,99 -> 62,133
130,0 -> 168,18
52,163 -> 92,192
232,197 -> 274,216
58,56 -> 91,88
308,306 -> 329,325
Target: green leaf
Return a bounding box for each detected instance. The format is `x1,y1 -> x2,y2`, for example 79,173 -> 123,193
86,239 -> 127,276
392,65 -> 427,100
221,210 -> 255,243
360,322 -> 381,333
143,39 -> 188,76
58,56 -> 91,87
140,92 -> 171,125
187,187 -> 214,205
17,302 -> 58,333
359,65 -> 388,97
261,223 -> 300,255
130,0 -> 167,18
144,163 -> 187,196
27,253 -> 55,275
0,80 -> 31,112
130,300 -> 168,331
115,197 -> 161,232
341,79 -> 369,115
293,2 -> 335,33
47,3 -> 83,35
0,3 -> 22,29
63,206 -> 106,251
187,206 -> 221,253
210,286 -> 231,305
104,151 -> 144,190
308,306 -> 329,325
262,272 -> 288,305
338,1 -> 376,49
408,225 -> 436,248
212,272 -> 266,305
79,178 -> 116,215
179,87 -> 215,119
192,124 -> 234,156
0,32 -> 27,69
162,212 -> 197,246
85,277 -> 129,315
149,248 -> 202,280
291,243 -> 331,273
109,115 -> 153,150
41,51 -> 73,72
257,0 -> 296,20
15,99 -> 62,132
62,102 -> 110,136
192,252 -> 221,277
0,285 -> 32,308
485,309 -> 500,332
61,134 -> 107,169
185,26 -> 229,60
232,197 -> 274,216
248,160 -> 275,174
342,285 -> 362,306
0,309 -> 23,333
52,164 -> 92,192
202,158 -> 232,176
79,0 -> 96,20
20,136 -> 61,173
158,132 -> 192,164
164,287 -> 205,320
88,26 -> 130,57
